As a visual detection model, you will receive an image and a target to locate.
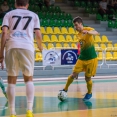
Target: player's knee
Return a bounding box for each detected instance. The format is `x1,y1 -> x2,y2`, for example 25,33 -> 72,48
23,74 -> 33,82
85,76 -> 91,82
8,76 -> 17,84
70,72 -> 78,79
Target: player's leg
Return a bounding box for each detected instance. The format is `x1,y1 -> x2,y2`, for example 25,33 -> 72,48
19,49 -> 34,117
85,76 -> 92,94
5,49 -> 19,117
83,58 -> 98,101
83,76 -> 93,101
23,75 -> 34,117
62,59 -> 83,92
7,76 -> 17,117
63,72 -> 78,91
0,77 -> 7,98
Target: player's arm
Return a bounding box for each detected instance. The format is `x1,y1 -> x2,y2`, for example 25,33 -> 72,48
0,27 -> 8,58
0,27 -> 8,69
87,30 -> 100,35
34,15 -> 43,51
0,13 -> 9,68
82,30 -> 100,35
35,30 -> 43,52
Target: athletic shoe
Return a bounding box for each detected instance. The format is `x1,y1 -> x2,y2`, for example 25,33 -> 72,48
83,93 -> 92,101
60,89 -> 67,92
26,110 -> 34,117
10,115 -> 16,117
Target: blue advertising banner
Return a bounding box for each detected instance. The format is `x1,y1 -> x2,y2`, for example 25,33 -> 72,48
61,49 -> 78,65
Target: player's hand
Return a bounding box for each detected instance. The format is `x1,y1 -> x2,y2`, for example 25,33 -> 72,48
0,56 -> 4,63
82,30 -> 88,34
38,46 -> 43,52
0,56 -> 4,70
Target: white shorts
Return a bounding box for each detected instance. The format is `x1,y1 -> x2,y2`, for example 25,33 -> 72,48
5,48 -> 34,76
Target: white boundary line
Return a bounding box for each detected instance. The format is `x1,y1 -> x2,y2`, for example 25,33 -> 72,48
2,75 -> 117,83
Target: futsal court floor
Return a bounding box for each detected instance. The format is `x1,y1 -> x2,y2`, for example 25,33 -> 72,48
0,76 -> 117,117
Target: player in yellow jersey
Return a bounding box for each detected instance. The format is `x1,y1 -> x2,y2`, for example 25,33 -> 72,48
60,16 -> 99,101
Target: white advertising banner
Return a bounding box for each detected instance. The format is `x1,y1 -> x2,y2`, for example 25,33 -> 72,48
42,49 -> 61,66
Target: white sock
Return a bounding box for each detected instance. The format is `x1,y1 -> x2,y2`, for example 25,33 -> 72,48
7,84 -> 16,115
26,81 -> 34,112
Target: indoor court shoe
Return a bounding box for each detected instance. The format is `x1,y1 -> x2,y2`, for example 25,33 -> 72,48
26,110 -> 34,117
10,115 -> 16,117
83,93 -> 92,101
60,89 -> 67,92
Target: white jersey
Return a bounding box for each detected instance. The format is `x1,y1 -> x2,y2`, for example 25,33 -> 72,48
2,8 -> 40,53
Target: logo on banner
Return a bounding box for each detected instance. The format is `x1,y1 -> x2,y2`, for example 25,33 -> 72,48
44,51 -> 60,64
61,50 -> 78,65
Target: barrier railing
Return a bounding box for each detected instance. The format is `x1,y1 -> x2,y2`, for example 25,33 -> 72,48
95,47 -> 117,68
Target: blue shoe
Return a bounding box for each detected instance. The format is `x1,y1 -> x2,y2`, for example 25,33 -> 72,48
83,93 -> 92,101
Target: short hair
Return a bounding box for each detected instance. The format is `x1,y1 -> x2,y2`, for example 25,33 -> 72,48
15,0 -> 29,6
73,16 -> 83,24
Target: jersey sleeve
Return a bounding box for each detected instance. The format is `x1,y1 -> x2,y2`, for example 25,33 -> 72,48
2,13 -> 9,29
88,27 -> 95,31
84,27 -> 95,31
34,14 -> 40,30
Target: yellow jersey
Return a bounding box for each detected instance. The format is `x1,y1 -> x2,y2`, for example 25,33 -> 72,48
77,27 -> 97,60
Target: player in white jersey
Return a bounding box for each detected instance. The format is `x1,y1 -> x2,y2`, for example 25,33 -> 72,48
0,0 -> 43,117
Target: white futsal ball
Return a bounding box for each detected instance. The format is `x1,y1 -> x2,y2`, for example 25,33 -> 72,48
58,90 -> 67,101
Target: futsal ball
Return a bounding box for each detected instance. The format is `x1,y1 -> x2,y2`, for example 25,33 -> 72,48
58,90 -> 67,101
